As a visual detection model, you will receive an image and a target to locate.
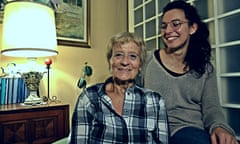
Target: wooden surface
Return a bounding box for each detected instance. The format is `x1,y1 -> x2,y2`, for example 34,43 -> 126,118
0,103 -> 70,144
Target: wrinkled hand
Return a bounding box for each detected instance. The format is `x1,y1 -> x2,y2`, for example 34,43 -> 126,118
211,127 -> 238,144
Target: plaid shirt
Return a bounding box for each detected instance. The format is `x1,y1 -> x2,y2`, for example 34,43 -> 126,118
69,78 -> 168,144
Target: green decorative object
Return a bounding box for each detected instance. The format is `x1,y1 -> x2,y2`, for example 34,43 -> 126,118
77,62 -> 93,89
78,77 -> 87,89
84,64 -> 92,77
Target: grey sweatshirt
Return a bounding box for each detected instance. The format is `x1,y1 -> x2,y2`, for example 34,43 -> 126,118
144,52 -> 235,136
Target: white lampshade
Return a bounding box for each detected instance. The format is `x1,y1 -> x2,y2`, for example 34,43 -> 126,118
1,1 -> 58,57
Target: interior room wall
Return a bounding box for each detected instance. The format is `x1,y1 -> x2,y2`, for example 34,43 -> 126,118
0,0 -> 127,123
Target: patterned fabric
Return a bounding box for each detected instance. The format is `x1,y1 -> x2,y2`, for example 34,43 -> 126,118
69,77 -> 168,144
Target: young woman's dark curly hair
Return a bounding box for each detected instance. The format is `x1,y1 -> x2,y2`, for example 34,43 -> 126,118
162,0 -> 213,78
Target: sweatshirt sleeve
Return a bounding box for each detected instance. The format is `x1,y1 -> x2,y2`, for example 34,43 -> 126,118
201,69 -> 236,135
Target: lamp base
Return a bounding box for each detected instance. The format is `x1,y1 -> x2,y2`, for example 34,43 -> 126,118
24,91 -> 42,105
19,71 -> 45,105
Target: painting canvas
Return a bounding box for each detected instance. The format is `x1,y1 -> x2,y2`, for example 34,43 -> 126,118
0,0 -> 90,48
0,0 -> 4,22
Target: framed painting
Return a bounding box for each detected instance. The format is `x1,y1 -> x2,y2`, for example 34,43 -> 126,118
55,0 -> 91,48
0,0 -> 3,23
0,0 -> 91,48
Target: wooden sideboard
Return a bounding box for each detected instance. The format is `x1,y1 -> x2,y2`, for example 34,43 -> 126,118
0,103 -> 69,144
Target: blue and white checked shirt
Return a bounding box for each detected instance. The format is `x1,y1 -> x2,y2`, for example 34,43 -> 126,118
69,78 -> 168,144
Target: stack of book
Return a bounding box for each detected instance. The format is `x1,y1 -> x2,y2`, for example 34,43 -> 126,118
0,78 -> 29,105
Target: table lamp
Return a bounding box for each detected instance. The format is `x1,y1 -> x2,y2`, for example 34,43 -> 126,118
1,1 -> 58,105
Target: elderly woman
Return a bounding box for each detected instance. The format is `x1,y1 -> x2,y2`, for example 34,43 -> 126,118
69,32 -> 168,144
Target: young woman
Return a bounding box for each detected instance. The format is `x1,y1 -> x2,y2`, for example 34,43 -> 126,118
144,1 -> 238,144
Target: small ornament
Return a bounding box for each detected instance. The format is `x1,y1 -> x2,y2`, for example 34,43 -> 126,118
77,77 -> 87,89
77,62 -> 93,89
84,63 -> 92,77
44,58 -> 52,65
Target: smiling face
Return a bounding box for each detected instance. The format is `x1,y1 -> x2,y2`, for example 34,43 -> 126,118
109,41 -> 141,81
161,9 -> 197,53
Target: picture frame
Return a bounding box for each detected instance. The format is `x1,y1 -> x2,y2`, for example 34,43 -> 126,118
0,0 -> 91,48
55,0 -> 91,48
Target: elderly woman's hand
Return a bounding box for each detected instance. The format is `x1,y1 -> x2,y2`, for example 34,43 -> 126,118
211,127 -> 238,144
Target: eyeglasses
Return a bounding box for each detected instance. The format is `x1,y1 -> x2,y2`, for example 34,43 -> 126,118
161,20 -> 188,31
